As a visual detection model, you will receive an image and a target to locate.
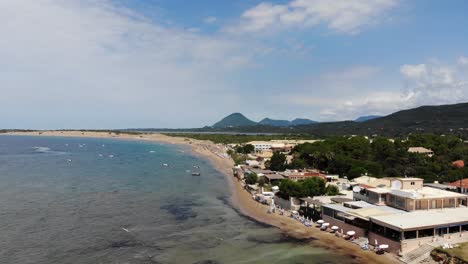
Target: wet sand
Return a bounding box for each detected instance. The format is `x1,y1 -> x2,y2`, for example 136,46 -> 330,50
6,131 -> 401,264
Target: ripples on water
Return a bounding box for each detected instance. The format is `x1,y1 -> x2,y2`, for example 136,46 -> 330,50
0,135 -> 353,264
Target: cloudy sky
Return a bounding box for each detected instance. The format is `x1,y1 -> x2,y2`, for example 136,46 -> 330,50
1,0 -> 468,129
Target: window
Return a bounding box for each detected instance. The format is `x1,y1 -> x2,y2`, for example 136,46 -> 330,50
411,182 -> 415,185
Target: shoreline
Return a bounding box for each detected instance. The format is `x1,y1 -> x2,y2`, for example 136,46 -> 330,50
5,131 -> 401,264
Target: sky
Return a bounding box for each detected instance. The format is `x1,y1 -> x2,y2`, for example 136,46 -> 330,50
1,0 -> 468,129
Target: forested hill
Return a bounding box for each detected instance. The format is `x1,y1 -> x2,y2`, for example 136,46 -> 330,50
130,102 -> 468,137
363,103 -> 468,130
198,102 -> 468,137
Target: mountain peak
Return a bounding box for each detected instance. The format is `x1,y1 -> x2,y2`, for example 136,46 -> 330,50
212,113 -> 257,128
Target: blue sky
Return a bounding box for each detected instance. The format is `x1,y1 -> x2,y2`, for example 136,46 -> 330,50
1,0 -> 468,129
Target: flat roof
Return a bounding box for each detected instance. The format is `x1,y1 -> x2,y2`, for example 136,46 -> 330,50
424,183 -> 458,190
264,174 -> 285,180
347,207 -> 397,220
399,177 -> 423,181
368,188 -> 391,194
331,197 -> 354,203
371,208 -> 468,231
389,187 -> 467,199
344,201 -> 405,213
322,203 -> 354,213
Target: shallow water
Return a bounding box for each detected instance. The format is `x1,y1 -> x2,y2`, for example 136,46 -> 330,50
0,135 -> 353,264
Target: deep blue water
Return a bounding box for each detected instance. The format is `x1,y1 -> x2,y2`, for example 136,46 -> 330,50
0,135 -> 352,264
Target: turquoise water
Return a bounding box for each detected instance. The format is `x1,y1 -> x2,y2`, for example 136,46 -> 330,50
0,135 -> 353,264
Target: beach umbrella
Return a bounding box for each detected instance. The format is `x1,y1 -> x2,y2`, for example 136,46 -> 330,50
317,220 -> 324,224
322,223 -> 330,227
346,231 -> 356,236
331,226 -> 339,231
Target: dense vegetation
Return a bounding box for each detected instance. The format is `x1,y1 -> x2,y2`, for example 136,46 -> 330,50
289,134 -> 468,183
277,177 -> 338,199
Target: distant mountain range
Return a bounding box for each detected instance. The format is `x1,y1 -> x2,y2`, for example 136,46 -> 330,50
132,102 -> 468,137
212,113 -> 380,128
259,118 -> 318,127
212,114 -> 318,128
205,102 -> 468,136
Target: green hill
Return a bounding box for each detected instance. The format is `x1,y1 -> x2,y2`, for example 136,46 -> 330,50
259,118 -> 293,127
212,113 -> 257,128
354,115 -> 382,122
291,118 -> 318,126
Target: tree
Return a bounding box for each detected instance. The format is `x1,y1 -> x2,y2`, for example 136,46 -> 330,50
245,172 -> 258,185
301,177 -> 326,197
243,144 -> 255,154
348,167 -> 367,179
269,152 -> 286,171
236,146 -> 244,154
277,179 -> 303,199
257,177 -> 265,187
289,158 -> 307,169
325,185 -> 340,195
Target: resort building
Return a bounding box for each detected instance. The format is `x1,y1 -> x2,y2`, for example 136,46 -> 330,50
281,170 -> 327,181
320,177 -> 468,255
246,140 -> 321,153
408,147 -> 434,157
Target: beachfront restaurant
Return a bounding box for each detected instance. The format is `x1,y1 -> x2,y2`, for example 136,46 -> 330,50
368,208 -> 468,254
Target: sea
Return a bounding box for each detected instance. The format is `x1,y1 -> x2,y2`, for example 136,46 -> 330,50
0,135 -> 353,264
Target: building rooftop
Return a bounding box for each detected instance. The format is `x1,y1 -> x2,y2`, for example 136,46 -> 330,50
424,183 -> 458,190
389,187 -> 467,199
322,203 -> 354,213
371,208 -> 468,231
344,201 -> 405,213
408,147 -> 434,153
347,207 -> 397,221
264,174 -> 285,180
368,188 -> 391,194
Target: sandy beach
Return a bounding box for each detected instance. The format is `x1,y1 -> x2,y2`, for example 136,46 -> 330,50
6,131 -> 401,264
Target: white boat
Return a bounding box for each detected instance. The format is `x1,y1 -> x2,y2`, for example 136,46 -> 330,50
162,163 -> 168,167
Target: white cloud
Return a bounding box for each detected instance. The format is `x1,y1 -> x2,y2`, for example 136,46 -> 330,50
0,0 -> 261,128
458,56 -> 468,66
203,16 -> 217,24
227,0 -> 399,34
317,58 -> 468,120
400,60 -> 467,106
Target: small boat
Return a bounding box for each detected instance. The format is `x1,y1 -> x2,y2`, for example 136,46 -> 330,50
162,163 -> 169,167
191,172 -> 201,176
